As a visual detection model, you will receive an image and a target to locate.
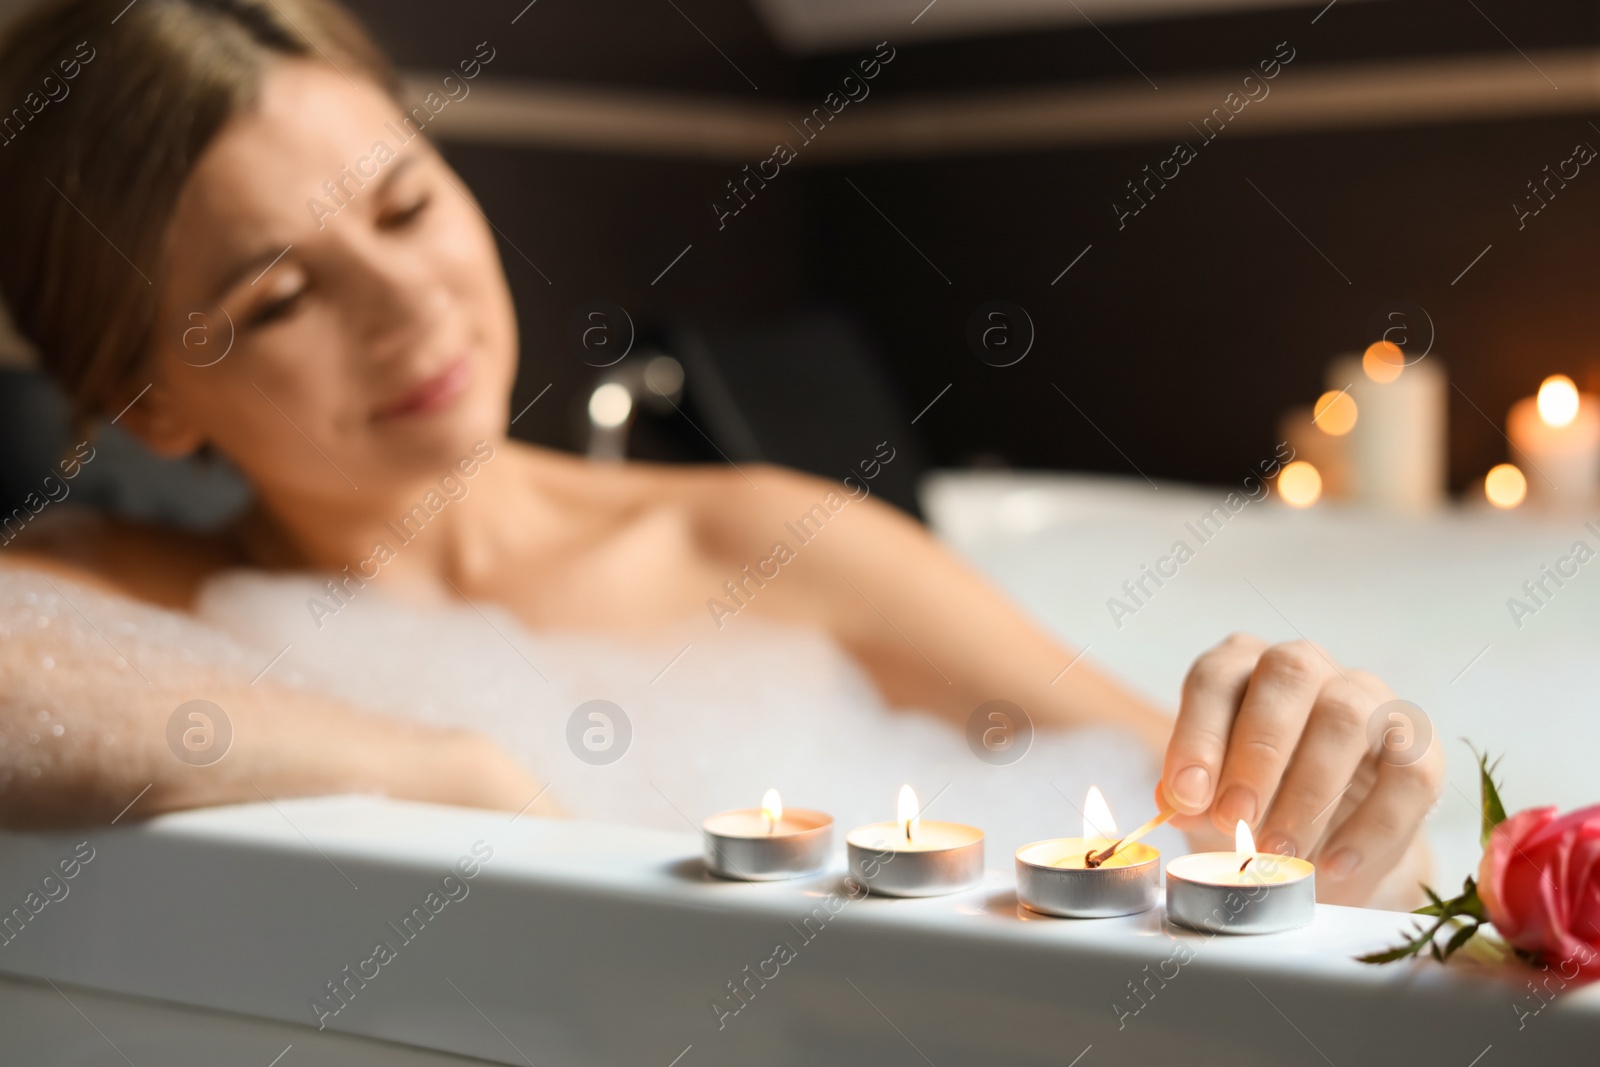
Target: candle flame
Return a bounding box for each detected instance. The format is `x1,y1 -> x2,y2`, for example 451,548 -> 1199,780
1538,374 -> 1580,428
761,788 -> 782,833
1235,820 -> 1256,856
1083,786 -> 1117,842
898,784 -> 919,843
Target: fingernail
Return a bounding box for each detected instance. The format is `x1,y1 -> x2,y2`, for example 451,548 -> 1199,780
1171,765 -> 1211,810
1218,785 -> 1257,826
1263,833 -> 1298,858
1324,848 -> 1360,879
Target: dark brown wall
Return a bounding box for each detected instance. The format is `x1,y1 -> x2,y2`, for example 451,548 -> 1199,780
351,0 -> 1600,490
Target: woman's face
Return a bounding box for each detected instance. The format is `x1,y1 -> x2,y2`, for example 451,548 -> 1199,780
143,59 -> 518,500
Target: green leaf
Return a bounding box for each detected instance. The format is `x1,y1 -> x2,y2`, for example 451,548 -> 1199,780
1469,743 -> 1509,848
1357,922 -> 1435,965
1457,877 -> 1487,923
1443,922 -> 1479,959
1368,880 -> 1492,967
1357,941 -> 1427,965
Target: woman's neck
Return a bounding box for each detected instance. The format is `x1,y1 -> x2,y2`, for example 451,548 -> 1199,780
233,439 -> 556,593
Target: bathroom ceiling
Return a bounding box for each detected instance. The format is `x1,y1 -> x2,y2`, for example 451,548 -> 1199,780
750,0 -> 1382,53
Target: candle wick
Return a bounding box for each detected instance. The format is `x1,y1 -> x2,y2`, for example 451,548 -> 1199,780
1084,849 -> 1102,869
1238,855 -> 1253,874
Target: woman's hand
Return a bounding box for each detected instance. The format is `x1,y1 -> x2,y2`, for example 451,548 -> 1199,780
1160,633 -> 1444,907
418,729 -> 563,818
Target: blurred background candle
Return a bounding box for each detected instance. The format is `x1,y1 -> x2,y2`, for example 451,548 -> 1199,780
1328,342 -> 1447,514
1507,375 -> 1600,511
702,789 -> 833,880
1276,389 -> 1354,502
846,785 -> 984,897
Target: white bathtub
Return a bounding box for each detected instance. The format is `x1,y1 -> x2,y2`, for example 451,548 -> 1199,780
0,470 -> 1596,1064
1,796 -> 1596,1066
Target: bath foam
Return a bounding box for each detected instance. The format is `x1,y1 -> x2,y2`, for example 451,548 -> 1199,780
1,565 -> 1166,860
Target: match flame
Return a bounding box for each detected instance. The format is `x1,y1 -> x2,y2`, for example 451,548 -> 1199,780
1083,785 -> 1117,842
1538,374 -> 1580,428
898,784 -> 919,843
761,788 -> 782,833
1235,820 -> 1256,856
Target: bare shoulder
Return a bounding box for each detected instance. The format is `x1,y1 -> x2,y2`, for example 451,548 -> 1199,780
1,508 -> 238,609
641,459 -> 921,560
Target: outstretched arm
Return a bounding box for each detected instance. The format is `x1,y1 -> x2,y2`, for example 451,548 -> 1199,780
740,470 -> 1440,907
735,468 -> 1172,747
0,560 -> 554,828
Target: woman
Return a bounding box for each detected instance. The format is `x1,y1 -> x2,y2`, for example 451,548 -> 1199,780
0,0 -> 1440,906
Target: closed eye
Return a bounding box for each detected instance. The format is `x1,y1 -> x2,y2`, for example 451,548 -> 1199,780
380,193 -> 431,230
246,287 -> 304,329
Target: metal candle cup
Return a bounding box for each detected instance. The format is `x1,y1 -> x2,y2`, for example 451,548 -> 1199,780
846,821 -> 985,897
847,786 -> 984,897
702,808 -> 833,881
1165,851 -> 1316,934
1015,838 -> 1160,918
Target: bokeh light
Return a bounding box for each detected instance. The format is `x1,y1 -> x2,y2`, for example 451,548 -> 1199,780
587,381 -> 633,429
1313,389 -> 1358,436
1277,461 -> 1323,507
1362,341 -> 1404,383
1484,464 -> 1527,509
1536,374 -> 1580,428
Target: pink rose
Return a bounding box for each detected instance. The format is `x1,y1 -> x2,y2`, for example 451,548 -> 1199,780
1478,804 -> 1600,978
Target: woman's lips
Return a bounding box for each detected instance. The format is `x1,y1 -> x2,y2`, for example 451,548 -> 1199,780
375,356 -> 471,420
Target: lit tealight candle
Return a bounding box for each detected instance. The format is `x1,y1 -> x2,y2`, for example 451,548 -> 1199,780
1015,786 -> 1160,918
702,789 -> 833,881
1507,375 -> 1600,511
1165,821 -> 1315,934
846,785 -> 984,897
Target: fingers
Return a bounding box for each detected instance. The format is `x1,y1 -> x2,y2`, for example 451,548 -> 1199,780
1164,634 -> 1436,906
1314,733 -> 1445,906
1162,633 -> 1267,815
1254,673 -> 1383,858
1209,640 -> 1333,834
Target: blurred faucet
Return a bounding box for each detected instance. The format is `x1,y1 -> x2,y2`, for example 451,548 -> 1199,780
585,350 -> 685,461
